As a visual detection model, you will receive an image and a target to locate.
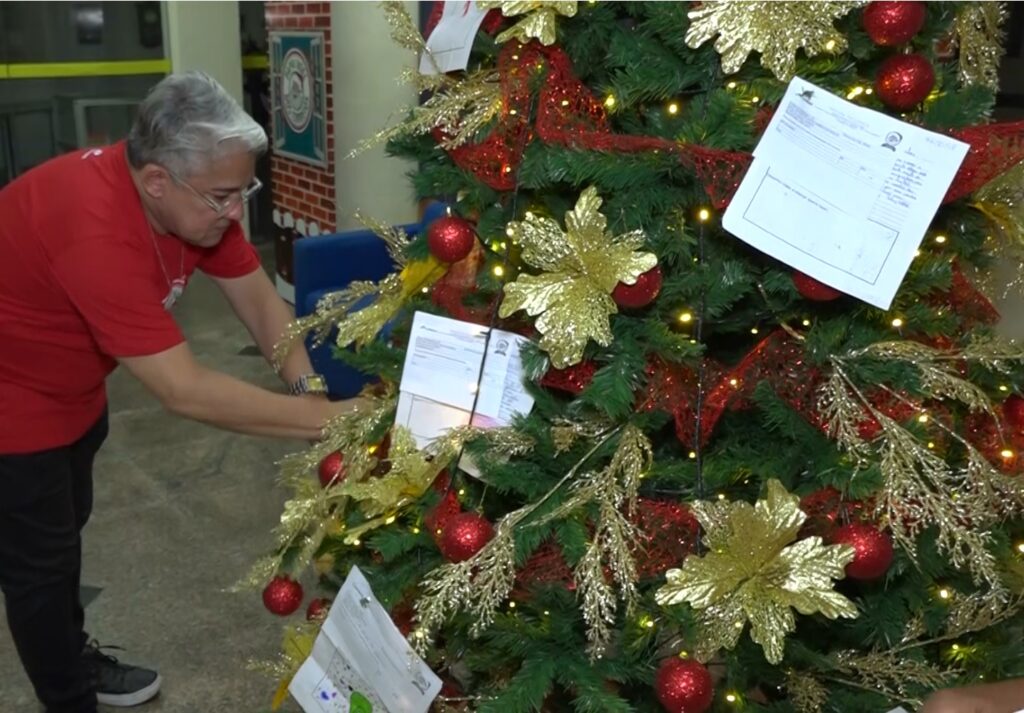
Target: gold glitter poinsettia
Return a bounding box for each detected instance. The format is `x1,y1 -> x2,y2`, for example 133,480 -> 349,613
478,1 -> 578,46
655,480 -> 858,664
686,1 -> 862,81
498,186 -> 657,368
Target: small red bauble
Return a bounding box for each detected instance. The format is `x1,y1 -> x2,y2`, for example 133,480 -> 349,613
1003,394 -> 1024,431
793,271 -> 842,301
262,576 -> 304,616
440,512 -> 494,562
306,597 -> 332,620
318,451 -> 345,488
427,216 -> 476,264
863,1 -> 927,46
613,266 -> 663,309
876,53 -> 935,110
832,523 -> 894,580
655,658 -> 714,713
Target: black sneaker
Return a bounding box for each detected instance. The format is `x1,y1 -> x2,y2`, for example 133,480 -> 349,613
82,640 -> 162,707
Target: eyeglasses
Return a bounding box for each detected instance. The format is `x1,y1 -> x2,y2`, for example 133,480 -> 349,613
168,170 -> 263,216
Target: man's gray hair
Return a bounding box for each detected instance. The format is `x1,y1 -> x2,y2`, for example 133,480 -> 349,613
127,71 -> 267,176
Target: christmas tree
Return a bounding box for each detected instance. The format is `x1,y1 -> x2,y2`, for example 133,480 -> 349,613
251,2 -> 1024,711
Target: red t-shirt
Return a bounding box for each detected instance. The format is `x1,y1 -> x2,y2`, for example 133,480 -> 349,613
0,142 -> 261,453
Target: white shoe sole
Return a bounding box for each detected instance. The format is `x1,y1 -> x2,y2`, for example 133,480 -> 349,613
96,673 -> 162,707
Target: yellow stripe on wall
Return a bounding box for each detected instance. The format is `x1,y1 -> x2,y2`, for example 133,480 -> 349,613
242,54 -> 269,70
0,59 -> 171,80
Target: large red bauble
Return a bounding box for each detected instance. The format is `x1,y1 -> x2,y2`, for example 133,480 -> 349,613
427,216 -> 476,263
655,658 -> 714,713
440,512 -> 494,562
832,523 -> 894,580
876,53 -> 935,110
612,266 -> 663,309
863,2 -> 927,46
793,271 -> 842,301
262,576 -> 304,616
1003,394 -> 1024,431
318,451 -> 345,488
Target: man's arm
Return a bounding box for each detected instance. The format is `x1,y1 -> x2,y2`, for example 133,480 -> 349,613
118,342 -> 347,440
920,678 -> 1024,713
211,268 -> 318,387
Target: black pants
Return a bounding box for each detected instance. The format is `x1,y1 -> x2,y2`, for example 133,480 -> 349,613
0,411 -> 107,713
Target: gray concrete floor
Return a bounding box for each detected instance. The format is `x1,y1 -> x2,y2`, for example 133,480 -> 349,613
1,249 -> 308,712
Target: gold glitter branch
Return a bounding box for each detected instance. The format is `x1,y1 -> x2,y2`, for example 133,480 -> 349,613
955,2 -> 1007,91
499,187 -> 658,368
685,1 -> 862,81
414,423 -> 630,653
349,70 -> 503,156
655,480 -> 857,665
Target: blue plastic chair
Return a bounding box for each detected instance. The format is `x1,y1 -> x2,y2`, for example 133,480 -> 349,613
293,202 -> 449,399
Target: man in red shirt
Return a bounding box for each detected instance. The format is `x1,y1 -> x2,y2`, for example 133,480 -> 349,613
0,72 -> 348,712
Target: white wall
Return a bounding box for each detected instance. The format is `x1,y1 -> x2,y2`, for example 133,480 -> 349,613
331,1 -> 420,230
164,0 -> 244,103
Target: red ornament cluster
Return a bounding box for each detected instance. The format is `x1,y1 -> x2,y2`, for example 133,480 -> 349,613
832,523 -> 895,580
306,597 -> 332,621
875,53 -> 935,110
862,1 -> 927,46
427,215 -> 477,264
613,266 -> 663,309
792,271 -> 843,301
655,658 -> 714,713
262,576 -> 304,617
440,512 -> 495,562
318,451 -> 346,488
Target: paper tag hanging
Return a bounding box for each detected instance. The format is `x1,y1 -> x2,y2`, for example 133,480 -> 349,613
723,76 -> 968,310
420,1 -> 489,75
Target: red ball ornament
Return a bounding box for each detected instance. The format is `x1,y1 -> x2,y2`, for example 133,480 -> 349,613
613,266 -> 663,309
1003,394 -> 1024,432
875,53 -> 935,110
318,451 -> 345,488
427,216 -> 476,264
655,658 -> 714,713
863,1 -> 927,46
306,597 -> 332,620
793,271 -> 842,301
262,576 -> 304,616
440,512 -> 494,562
832,523 -> 894,580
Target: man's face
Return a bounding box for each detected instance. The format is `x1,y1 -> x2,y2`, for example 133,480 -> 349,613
163,151 -> 257,247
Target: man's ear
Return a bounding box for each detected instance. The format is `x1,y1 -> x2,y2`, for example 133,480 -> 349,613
137,164 -> 171,200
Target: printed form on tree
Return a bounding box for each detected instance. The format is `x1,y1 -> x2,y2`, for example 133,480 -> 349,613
289,566 -> 441,713
394,311 -> 535,475
723,76 -> 969,310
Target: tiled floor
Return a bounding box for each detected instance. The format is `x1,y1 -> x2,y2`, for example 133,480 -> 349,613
1,249 -> 307,712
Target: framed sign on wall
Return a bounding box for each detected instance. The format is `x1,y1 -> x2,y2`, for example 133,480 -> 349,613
269,30 -> 327,167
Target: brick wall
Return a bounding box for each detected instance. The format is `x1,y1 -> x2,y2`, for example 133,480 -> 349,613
266,1 -> 336,297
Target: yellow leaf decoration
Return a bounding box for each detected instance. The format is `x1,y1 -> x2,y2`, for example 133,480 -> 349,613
686,1 -> 862,81
498,186 -> 657,368
479,1 -> 578,46
655,480 -> 858,664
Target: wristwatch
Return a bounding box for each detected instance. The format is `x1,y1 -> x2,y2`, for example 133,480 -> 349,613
289,373 -> 328,396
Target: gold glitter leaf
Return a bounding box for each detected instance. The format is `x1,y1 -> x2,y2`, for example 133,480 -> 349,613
655,480 -> 857,664
479,1 -> 578,46
786,672 -> 828,713
685,1 -> 862,81
499,187 -> 657,368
